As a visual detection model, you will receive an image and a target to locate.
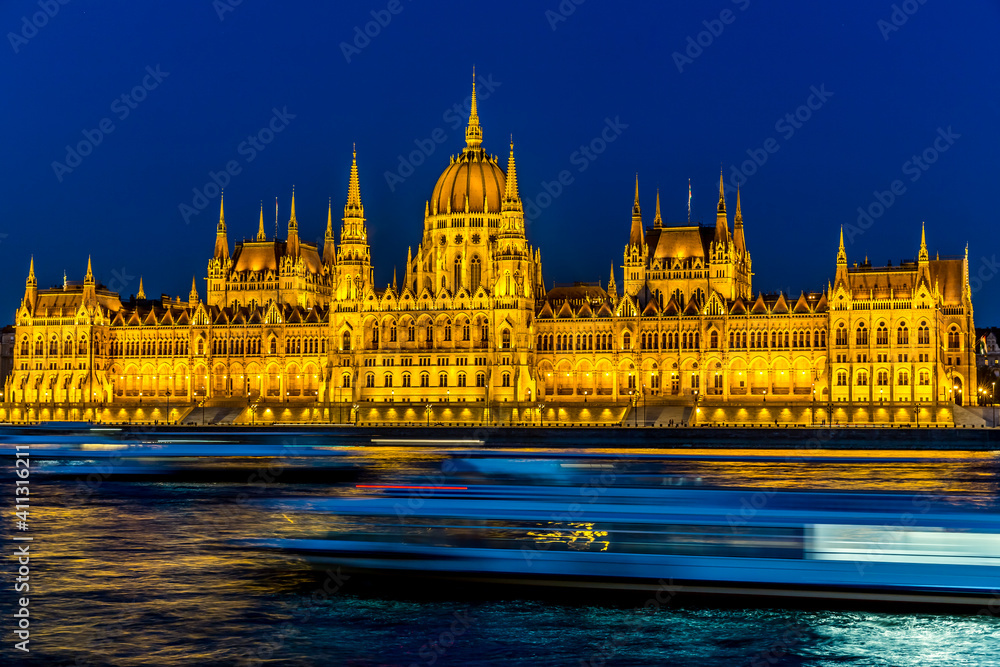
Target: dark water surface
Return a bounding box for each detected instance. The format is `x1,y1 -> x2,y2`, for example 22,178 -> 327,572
3,447 -> 1000,666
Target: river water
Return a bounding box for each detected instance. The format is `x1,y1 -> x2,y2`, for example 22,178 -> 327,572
3,446 -> 1000,666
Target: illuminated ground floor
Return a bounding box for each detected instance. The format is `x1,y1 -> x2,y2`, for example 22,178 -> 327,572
0,399 -> 974,427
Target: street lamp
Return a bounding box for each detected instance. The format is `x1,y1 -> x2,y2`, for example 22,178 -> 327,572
538,402 -> 544,427
993,381 -> 997,427
425,402 -> 432,427
629,389 -> 635,427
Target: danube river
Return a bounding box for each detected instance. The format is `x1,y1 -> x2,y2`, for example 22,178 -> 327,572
3,439 -> 999,666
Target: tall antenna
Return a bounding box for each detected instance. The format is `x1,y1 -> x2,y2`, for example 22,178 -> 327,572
274,197 -> 278,239
687,178 -> 692,224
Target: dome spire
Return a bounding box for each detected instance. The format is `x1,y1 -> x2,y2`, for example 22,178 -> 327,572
256,202 -> 266,241
464,67 -> 483,151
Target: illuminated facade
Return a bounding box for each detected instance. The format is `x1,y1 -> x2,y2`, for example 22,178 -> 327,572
3,78 -> 978,424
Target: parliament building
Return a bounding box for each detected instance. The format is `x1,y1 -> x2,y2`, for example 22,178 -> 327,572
2,78 -> 978,425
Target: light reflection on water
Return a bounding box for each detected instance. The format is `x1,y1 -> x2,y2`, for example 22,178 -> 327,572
1,447 -> 998,666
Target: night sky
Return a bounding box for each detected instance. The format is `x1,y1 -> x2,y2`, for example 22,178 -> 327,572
3,0 -> 998,322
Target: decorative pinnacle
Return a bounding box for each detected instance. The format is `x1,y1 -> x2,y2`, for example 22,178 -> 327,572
464,67 -> 483,150
717,168 -> 726,213
654,188 -> 662,226
919,221 -> 928,261
257,202 -> 266,241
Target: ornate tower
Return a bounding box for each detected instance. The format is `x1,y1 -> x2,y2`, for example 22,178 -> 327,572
623,175 -> 648,297
336,146 -> 372,300
709,171 -> 734,300
732,187 -> 752,300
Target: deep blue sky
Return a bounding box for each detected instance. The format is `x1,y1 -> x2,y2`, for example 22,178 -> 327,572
3,0 -> 998,322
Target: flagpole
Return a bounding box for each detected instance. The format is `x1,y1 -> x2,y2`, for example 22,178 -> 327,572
687,178 -> 691,224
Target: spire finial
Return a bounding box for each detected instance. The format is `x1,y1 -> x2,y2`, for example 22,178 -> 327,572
218,191 -> 225,229
257,201 -> 266,241
837,225 -> 847,264
464,68 -> 483,150
919,221 -> 928,262
654,188 -> 662,227
735,186 -> 742,221
28,255 -> 35,282
137,276 -> 145,300
85,255 -> 94,284
189,275 -> 199,304
632,173 -> 641,215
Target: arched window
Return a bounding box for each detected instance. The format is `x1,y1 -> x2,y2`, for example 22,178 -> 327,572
857,371 -> 869,386
897,325 -> 909,345
384,373 -> 393,388
198,340 -> 205,356
918,322 -> 930,345
458,373 -> 467,387
342,331 -> 351,351
710,331 -> 719,349
454,256 -> 462,291
856,323 -> 869,346
470,256 -> 481,292
402,373 -> 411,387
420,373 -> 429,387
623,332 -> 631,350
837,370 -> 847,386
439,372 -> 448,387
502,373 -> 511,387
49,338 -> 58,355
836,323 -> 848,346
898,371 -> 909,386
462,322 -> 470,341
372,326 -> 379,348
444,319 -> 452,342
476,372 -> 486,387
948,327 -> 960,350
390,323 -> 397,343
876,322 -> 888,346
919,370 -> 930,386
342,374 -> 351,388
501,330 -> 511,350
366,373 -> 375,388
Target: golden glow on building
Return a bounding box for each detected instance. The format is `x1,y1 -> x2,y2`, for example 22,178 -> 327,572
2,77 -> 977,425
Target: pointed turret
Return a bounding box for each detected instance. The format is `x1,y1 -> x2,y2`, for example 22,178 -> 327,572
714,170 -> 730,247
286,187 -> 300,257
392,266 -> 398,293
608,264 -> 618,301
137,276 -> 146,300
214,192 -> 229,259
24,256 -> 37,305
323,198 -> 336,265
837,225 -> 847,265
83,255 -> 96,304
653,189 -> 663,228
918,221 -> 929,263
733,187 -> 746,253
256,203 -> 266,241
502,138 -> 521,212
343,144 -> 365,235
189,276 -> 199,306
628,174 -> 644,248
464,67 -> 483,151
404,246 -> 413,292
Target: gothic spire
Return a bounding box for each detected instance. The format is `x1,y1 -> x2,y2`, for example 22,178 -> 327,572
323,197 -> 336,265
26,256 -> 36,288
608,264 -> 618,300
189,275 -> 199,305
214,192 -> 229,260
137,276 -> 146,300
287,187 -> 300,256
629,174 -> 644,248
733,187 -> 746,252
84,255 -> 94,284
344,144 -> 364,218
919,221 -> 928,262
714,169 -> 730,247
653,188 -> 663,228
256,202 -> 266,241
464,67 -> 483,151
837,225 -> 847,265
502,137 -> 521,212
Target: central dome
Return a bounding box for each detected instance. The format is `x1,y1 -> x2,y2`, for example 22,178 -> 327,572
430,149 -> 506,215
